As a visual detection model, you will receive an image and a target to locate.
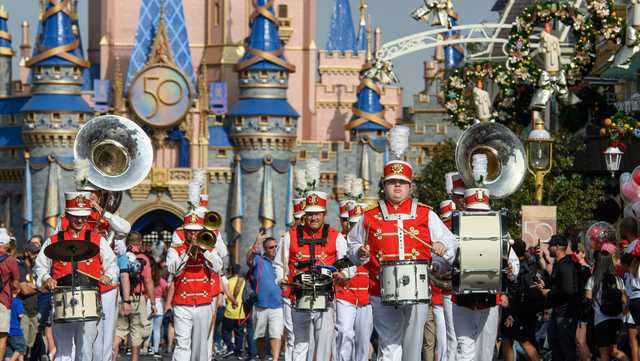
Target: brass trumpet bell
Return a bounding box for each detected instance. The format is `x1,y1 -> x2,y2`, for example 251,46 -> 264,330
74,115 -> 153,192
195,229 -> 217,250
204,211 -> 222,230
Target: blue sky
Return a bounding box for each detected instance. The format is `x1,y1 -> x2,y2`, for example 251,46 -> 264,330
3,0 -> 495,103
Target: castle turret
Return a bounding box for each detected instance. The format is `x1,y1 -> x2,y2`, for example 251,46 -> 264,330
326,0 -> 357,53
19,0 -> 93,236
0,5 -> 13,97
228,0 -> 298,160
356,0 -> 368,52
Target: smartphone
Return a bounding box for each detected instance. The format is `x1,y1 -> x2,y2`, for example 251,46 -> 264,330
259,227 -> 266,235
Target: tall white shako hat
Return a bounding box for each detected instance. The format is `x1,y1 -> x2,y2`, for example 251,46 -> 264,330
74,158 -> 98,191
339,199 -> 352,219
305,191 -> 328,213
439,200 -> 456,219
464,188 -> 491,211
183,211 -> 205,231
65,191 -> 93,217
384,125 -> 412,183
348,202 -> 365,223
445,172 -> 465,196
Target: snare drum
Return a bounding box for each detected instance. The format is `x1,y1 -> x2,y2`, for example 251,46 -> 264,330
293,268 -> 334,312
53,286 -> 101,323
379,260 -> 430,305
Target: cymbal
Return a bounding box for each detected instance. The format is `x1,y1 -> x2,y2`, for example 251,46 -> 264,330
44,240 -> 99,262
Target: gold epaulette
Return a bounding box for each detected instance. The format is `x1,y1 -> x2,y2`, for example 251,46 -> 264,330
364,203 -> 380,213
417,202 -> 433,209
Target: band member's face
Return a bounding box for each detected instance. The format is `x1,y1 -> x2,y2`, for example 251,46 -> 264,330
67,214 -> 88,232
549,244 -> 557,257
263,240 -> 277,260
544,22 -> 552,33
305,212 -> 325,231
476,79 -> 484,89
89,191 -> 101,204
293,218 -> 302,226
384,179 -> 411,204
185,230 -> 199,242
340,218 -> 350,234
452,194 -> 464,210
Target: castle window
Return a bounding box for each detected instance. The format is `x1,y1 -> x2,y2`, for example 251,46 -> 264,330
243,71 -> 249,77
344,142 -> 351,151
52,113 -> 60,122
279,71 -> 285,79
217,149 -> 227,157
278,4 -> 288,18
234,117 -> 243,126
298,150 -> 306,160
79,114 -> 85,122
320,151 -> 329,161
53,66 -> 61,74
259,116 -> 269,125
376,130 -> 383,137
213,3 -> 220,26
284,117 -> 292,126
330,142 -> 338,152
73,67 -> 81,75
35,67 -> 43,75
259,70 -> 268,79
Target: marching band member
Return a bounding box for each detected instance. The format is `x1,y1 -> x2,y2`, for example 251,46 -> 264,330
335,202 -> 372,361
452,188 -> 519,361
445,172 -> 466,210
34,192 -> 119,361
274,191 -> 352,361
347,159 -> 458,361
165,212 -> 224,361
282,198 -> 305,361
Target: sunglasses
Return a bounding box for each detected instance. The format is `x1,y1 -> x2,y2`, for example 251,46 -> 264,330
265,245 -> 277,250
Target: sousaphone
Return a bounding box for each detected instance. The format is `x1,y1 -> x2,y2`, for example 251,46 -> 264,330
455,122 -> 526,199
74,115 -> 153,192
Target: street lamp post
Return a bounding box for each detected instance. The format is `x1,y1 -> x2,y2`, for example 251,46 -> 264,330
526,117 -> 553,205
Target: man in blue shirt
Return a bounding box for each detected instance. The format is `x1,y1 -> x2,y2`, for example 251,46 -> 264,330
247,235 -> 283,361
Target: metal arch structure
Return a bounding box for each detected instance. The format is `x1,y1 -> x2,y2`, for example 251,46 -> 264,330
377,0 -> 585,62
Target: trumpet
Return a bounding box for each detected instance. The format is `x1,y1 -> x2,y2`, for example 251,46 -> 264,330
194,229 -> 217,250
203,211 -> 222,230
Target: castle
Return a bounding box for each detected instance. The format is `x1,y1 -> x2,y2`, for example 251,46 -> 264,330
0,0 -> 460,262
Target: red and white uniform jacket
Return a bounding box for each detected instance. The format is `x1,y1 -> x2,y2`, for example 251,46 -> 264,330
33,228 -> 119,289
335,265 -> 369,306
166,241 -> 224,306
274,224 -> 353,301
347,198 -> 458,297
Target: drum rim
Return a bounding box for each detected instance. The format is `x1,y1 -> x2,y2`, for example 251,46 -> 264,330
53,286 -> 100,292
380,260 -> 430,266
380,298 -> 431,305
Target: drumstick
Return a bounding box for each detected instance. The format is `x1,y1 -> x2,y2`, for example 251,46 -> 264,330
75,269 -> 103,282
364,221 -> 371,247
398,225 -> 434,251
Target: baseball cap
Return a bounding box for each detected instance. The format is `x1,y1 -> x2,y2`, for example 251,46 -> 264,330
544,235 -> 568,247
512,239 -> 527,258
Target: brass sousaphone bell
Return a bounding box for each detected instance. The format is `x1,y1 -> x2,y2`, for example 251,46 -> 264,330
74,115 -> 154,192
455,122 -> 526,199
194,211 -> 222,250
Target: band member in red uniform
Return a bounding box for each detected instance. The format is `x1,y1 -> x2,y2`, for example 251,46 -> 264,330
274,191 -> 352,361
335,202 -> 372,361
282,197 -> 305,361
348,160 -> 458,361
452,188 -> 519,361
34,192 -> 118,361
165,212 -> 224,361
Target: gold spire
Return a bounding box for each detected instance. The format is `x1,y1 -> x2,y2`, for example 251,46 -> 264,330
112,56 -> 125,114
358,0 -> 367,26
198,61 -> 209,111
148,1 -> 175,65
366,15 -> 372,64
0,5 -> 8,20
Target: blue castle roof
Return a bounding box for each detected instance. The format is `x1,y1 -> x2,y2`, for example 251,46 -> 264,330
228,98 -> 299,118
237,0 -> 291,72
326,0 -> 356,52
356,21 -> 367,53
0,9 -> 12,54
348,79 -> 391,131
126,0 -> 197,95
30,0 -> 85,67
20,93 -> 92,113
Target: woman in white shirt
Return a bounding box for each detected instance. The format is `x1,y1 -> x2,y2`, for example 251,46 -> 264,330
585,244 -> 629,361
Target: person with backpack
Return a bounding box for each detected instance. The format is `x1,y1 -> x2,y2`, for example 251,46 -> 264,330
585,242 -> 628,361
112,232 -> 156,361
621,217 -> 640,361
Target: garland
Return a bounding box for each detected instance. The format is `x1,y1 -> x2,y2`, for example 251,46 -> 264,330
600,111 -> 640,148
586,0 -> 623,44
507,2 -> 597,87
443,62 -> 516,129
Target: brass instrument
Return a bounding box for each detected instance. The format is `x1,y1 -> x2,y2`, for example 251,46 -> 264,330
192,211 -> 222,250
74,115 -> 153,192
455,122 -> 526,199
203,211 -> 222,230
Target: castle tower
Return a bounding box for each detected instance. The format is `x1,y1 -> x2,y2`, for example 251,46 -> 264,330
356,0 -> 368,52
0,5 -> 13,97
20,0 -> 93,236
326,0 -> 356,52
227,0 -> 298,246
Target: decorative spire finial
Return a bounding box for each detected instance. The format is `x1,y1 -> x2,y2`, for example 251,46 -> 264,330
366,15 -> 372,63
359,0 -> 367,26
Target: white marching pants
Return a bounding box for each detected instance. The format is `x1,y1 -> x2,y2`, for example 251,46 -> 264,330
94,288 -> 117,361
452,305 -> 499,361
335,299 -> 373,361
173,304 -> 213,361
443,295 -> 456,361
54,320 -> 98,361
292,306 -> 334,361
432,305 -> 447,361
283,300 -> 295,361
371,296 -> 427,361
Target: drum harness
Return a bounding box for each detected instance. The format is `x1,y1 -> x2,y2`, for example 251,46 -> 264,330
294,224 -> 331,306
